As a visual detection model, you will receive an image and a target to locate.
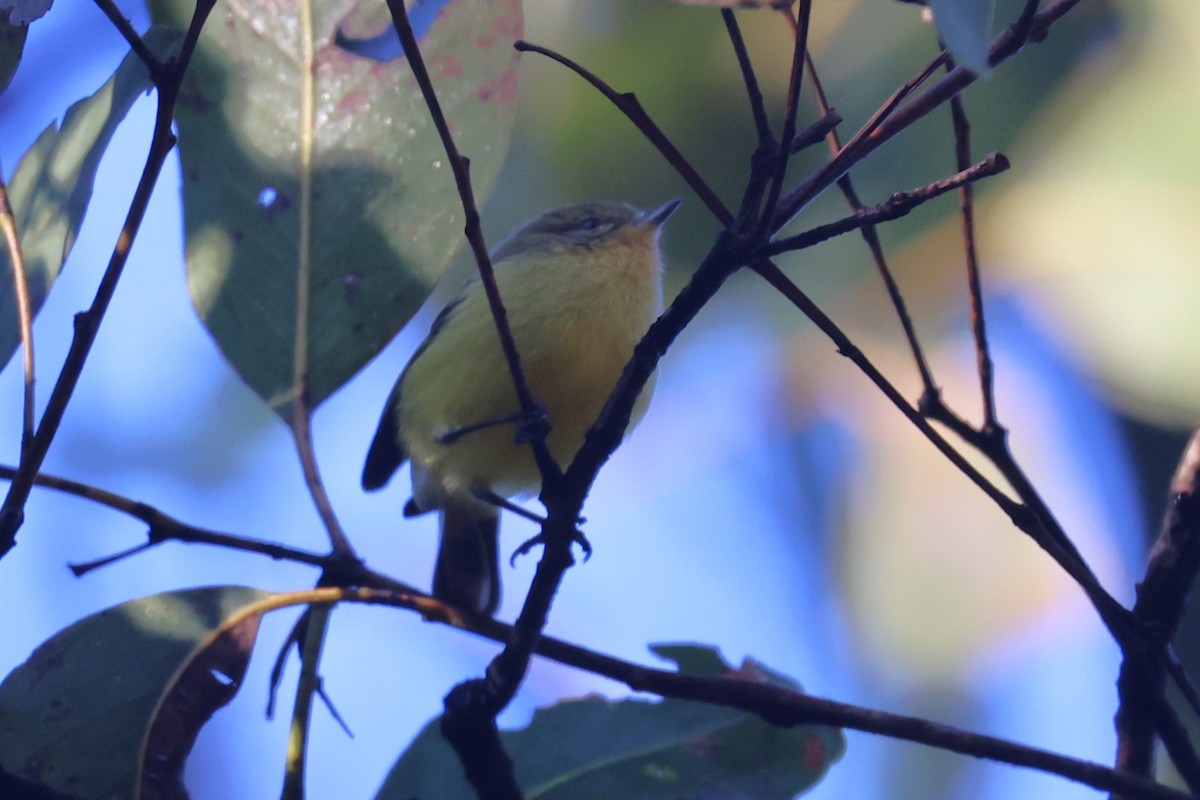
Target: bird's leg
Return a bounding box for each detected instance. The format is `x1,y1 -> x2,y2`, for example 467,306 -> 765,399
474,490 -> 545,525
437,403 -> 551,446
466,490 -> 590,565
510,526 -> 593,567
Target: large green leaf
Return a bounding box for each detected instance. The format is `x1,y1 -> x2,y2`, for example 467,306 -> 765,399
149,0 -> 522,420
377,643 -> 845,799
0,585 -> 268,800
928,0 -> 994,76
0,8 -> 27,96
0,28 -> 179,370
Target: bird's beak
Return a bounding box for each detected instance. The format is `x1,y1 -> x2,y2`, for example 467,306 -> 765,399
643,198 -> 682,228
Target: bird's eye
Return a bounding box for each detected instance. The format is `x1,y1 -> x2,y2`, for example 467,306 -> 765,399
577,217 -> 600,231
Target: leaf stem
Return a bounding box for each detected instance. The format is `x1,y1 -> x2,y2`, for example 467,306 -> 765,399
0,177 -> 34,456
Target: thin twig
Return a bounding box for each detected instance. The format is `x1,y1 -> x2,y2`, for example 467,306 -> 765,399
0,0 -> 218,560
0,178 -> 34,455
790,107 -> 841,153
721,10 -> 773,145
758,0 -> 811,233
759,153 -> 1010,257
770,50 -> 949,233
0,465 -> 343,576
384,6 -> 543,789
993,0 -> 1044,63
772,0 -> 1083,231
516,41 -> 734,227
291,387 -> 356,557
948,90 -> 1000,432
1115,429 -> 1200,795
385,0 -> 558,485
91,0 -> 163,81
801,48 -> 938,395
281,605 -> 331,800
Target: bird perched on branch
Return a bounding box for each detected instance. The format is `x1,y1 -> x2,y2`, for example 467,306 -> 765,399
362,198 -> 680,616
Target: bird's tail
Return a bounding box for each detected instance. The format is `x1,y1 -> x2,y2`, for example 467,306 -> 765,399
434,498 -> 501,616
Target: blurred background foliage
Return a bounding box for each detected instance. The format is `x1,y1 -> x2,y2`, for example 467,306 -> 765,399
0,0 -> 1197,798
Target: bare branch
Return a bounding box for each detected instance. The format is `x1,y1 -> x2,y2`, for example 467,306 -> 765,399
801,47 -> 939,396
948,91 -> 1000,433
758,0 -> 811,231
385,0 -> 558,485
92,0 -> 164,82
291,385 -> 356,557
721,10 -> 773,145
1115,429 -> 1200,793
0,0 -> 218,560
760,153 -> 1010,257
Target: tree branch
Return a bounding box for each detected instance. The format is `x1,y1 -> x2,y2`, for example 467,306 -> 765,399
0,0 -> 217,560
384,0 -> 558,486
758,0 -> 811,232
35,462 -> 1187,799
800,48 -> 939,398
758,153 -> 1010,257
1115,428 -> 1200,795
947,87 -> 1000,434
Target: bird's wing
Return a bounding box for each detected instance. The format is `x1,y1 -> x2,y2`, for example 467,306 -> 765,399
360,293 -> 470,491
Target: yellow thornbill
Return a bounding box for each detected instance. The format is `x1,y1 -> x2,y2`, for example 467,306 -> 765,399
362,199 -> 680,615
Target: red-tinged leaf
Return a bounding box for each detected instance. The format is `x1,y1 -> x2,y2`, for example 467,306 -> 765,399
137,610 -> 263,800
377,643 -> 844,799
0,586 -> 268,800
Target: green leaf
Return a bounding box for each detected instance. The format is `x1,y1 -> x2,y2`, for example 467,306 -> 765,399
0,9 -> 27,96
149,0 -> 522,420
671,0 -> 796,8
0,585 -> 268,800
0,28 -> 180,371
927,0 -> 994,76
0,0 -> 52,26
377,644 -> 844,800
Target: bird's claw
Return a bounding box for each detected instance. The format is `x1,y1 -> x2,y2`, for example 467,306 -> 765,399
509,526 -> 592,567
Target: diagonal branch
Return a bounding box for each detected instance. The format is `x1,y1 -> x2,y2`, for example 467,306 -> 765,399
721,9 -> 773,146
948,89 -> 1000,433
516,41 -> 733,227
385,0 -> 558,487
1115,429 -> 1200,795
0,0 -> 218,561
801,48 -> 939,396
758,0 -> 811,232
758,153 -> 1010,258
92,0 -> 165,82
36,463 -> 1185,799
772,0 -> 1084,232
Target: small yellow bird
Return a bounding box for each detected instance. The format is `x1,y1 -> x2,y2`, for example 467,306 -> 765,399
362,199 -> 680,615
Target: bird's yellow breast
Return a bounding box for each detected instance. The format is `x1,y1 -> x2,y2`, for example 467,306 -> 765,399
399,230 -> 663,503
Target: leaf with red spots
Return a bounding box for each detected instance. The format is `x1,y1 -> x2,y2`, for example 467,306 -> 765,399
377,643 -> 844,799
0,586 -> 267,800
672,0 -> 796,8
148,0 -> 523,420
